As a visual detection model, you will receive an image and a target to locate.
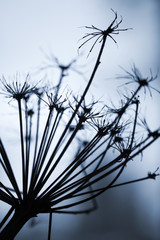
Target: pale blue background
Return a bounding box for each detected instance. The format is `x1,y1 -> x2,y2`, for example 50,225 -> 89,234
0,0 -> 160,239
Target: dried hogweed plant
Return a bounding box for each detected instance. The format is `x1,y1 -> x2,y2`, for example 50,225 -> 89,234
0,10 -> 160,240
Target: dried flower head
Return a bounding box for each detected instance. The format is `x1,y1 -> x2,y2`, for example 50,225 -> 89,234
139,117 -> 160,139
112,136 -> 132,161
148,168 -> 160,179
79,9 -> 131,55
118,64 -> 159,96
39,50 -> 83,77
42,92 -> 67,112
0,74 -> 36,101
90,116 -> 111,137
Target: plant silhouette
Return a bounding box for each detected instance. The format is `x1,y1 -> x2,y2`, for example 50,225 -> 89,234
0,10 -> 159,240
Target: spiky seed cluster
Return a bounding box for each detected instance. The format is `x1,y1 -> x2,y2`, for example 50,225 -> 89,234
79,9 -> 131,55
118,64 -> 159,96
0,74 -> 36,101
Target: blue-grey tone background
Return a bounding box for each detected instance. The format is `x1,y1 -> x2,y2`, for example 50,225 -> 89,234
0,0 -> 160,239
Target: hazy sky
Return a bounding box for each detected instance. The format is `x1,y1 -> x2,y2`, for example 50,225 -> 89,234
0,1 -> 160,240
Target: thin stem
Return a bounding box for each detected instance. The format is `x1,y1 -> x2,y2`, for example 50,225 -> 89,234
29,98 -> 41,193
0,182 -> 16,201
36,110 -> 63,179
0,139 -> 22,201
0,206 -> 14,229
50,164 -> 125,210
37,135 -> 99,199
33,97 -> 41,167
69,173 -> 157,197
129,101 -> 139,150
24,100 -> 30,195
17,99 -> 26,199
54,69 -> 64,100
48,212 -> 52,240
45,111 -> 64,152
34,120 -> 83,196
29,109 -> 53,194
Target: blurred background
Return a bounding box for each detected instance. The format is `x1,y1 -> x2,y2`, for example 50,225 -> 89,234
0,0 -> 160,239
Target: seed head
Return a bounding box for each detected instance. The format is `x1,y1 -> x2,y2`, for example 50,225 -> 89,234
79,9 -> 131,56
0,74 -> 36,101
